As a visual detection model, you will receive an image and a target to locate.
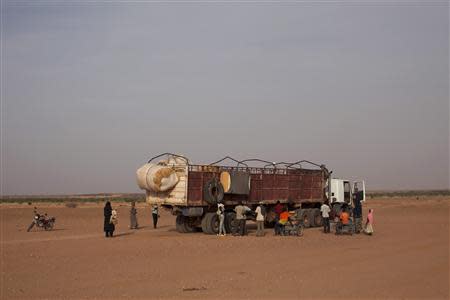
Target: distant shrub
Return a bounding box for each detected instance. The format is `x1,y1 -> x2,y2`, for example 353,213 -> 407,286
368,190 -> 450,198
65,202 -> 78,208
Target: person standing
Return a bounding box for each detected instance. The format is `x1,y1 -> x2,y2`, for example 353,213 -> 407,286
320,201 -> 331,233
129,201 -> 139,229
274,201 -> 283,218
255,202 -> 265,237
152,204 -> 159,229
104,201 -> 113,238
110,208 -> 118,237
364,209 -> 374,235
234,202 -> 250,236
273,201 -> 284,235
217,203 -> 226,236
352,188 -> 363,233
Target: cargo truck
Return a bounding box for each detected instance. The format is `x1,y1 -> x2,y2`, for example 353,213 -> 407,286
136,153 -> 365,234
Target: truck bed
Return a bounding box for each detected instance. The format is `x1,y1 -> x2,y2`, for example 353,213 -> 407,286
186,165 -> 326,206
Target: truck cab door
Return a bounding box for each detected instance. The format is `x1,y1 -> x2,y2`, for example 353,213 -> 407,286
343,181 -> 351,204
353,181 -> 366,203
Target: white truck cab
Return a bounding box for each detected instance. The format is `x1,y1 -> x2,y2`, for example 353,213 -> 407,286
329,178 -> 366,206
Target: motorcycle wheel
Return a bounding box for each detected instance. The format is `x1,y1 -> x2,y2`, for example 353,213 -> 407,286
45,222 -> 54,231
27,222 -> 35,232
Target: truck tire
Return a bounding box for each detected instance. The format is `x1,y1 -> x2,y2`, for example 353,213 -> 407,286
225,212 -> 237,234
299,209 -> 311,228
201,213 -> 211,233
176,216 -> 197,233
176,215 -> 187,233
201,212 -> 219,234
297,225 -> 304,237
184,216 -> 197,233
207,213 -> 219,234
203,178 -> 224,205
312,208 -> 322,227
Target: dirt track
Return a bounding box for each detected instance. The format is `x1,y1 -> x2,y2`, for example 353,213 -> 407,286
1,197 -> 449,299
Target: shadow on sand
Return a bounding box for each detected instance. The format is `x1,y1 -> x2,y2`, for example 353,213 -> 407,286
112,231 -> 135,238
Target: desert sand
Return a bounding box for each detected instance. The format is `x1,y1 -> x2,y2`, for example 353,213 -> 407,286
1,197 -> 449,299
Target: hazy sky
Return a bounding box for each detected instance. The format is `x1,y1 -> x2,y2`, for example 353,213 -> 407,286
2,1 -> 449,194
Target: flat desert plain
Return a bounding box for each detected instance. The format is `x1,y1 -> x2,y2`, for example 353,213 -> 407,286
1,197 -> 449,299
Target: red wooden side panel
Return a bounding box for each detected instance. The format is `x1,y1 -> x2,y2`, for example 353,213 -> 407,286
249,175 -> 262,201
187,171 -> 203,205
187,167 -> 325,206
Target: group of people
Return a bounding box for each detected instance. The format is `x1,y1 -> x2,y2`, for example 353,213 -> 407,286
102,201 -> 160,238
320,200 -> 374,235
216,198 -> 374,237
103,198 -> 374,238
216,201 -> 266,237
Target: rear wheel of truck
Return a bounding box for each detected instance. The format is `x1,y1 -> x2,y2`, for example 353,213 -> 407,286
201,214 -> 208,233
201,213 -> 219,234
225,212 -> 237,234
176,215 -> 196,233
312,209 -> 322,227
297,225 -> 304,237
183,216 -> 197,233
300,209 -> 311,228
176,215 -> 187,233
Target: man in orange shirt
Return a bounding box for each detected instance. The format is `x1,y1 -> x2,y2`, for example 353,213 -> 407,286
340,210 -> 350,225
279,210 -> 290,224
275,208 -> 290,235
336,207 -> 350,234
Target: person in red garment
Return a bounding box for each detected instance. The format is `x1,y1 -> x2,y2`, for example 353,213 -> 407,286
273,201 -> 284,235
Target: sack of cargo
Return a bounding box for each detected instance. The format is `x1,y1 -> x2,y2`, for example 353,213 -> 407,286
136,163 -> 179,192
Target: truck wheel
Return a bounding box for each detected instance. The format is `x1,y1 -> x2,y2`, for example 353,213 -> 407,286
176,215 -> 187,233
206,213 -> 219,234
307,209 -> 318,227
201,213 -> 219,234
183,216 -> 197,233
300,209 -> 311,228
312,209 -> 322,227
203,178 -> 224,205
201,213 -> 210,233
225,212 -> 236,234
297,225 -> 304,237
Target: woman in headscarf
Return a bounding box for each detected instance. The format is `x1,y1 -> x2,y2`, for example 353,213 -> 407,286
364,208 -> 374,236
104,201 -> 113,237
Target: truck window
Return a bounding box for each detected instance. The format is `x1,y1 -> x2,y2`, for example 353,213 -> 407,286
344,181 -> 351,203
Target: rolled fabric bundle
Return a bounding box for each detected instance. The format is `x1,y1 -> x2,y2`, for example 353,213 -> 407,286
136,163 -> 179,192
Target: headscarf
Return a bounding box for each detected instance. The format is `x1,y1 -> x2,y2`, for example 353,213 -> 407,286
104,201 -> 112,217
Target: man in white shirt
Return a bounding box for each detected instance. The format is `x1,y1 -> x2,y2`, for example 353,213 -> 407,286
320,201 -> 331,233
234,202 -> 251,236
255,202 -> 265,237
217,203 -> 226,236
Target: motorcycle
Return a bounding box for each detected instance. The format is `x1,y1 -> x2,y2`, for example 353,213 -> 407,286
27,208 -> 56,232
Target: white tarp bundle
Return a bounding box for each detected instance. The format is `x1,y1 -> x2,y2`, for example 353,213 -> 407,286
136,163 -> 179,192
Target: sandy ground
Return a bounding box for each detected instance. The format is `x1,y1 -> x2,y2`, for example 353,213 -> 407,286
1,197 -> 449,299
